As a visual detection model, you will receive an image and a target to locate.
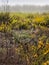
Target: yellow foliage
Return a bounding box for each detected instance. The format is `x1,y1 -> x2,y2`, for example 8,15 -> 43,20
46,61 -> 49,64
15,48 -> 20,54
0,22 -> 5,31
31,45 -> 35,50
44,49 -> 49,55
43,61 -> 49,65
34,54 -> 38,57
43,63 -> 47,65
38,41 -> 44,49
34,16 -> 44,23
38,44 -> 41,49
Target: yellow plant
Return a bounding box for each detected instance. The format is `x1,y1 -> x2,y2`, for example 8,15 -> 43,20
38,41 -> 44,49
34,16 -> 44,23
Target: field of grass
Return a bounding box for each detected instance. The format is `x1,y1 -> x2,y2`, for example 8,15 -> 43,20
0,12 -> 49,65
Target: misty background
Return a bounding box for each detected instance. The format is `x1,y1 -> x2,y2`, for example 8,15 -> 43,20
0,0 -> 49,12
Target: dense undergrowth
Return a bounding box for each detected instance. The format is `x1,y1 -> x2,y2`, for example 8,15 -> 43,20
0,12 -> 49,31
0,12 -> 49,65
